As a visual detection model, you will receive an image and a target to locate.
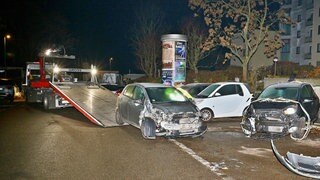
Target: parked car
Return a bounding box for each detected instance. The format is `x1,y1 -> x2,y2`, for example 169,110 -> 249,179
0,78 -> 15,103
194,82 -> 252,121
178,83 -> 210,99
115,83 -> 207,139
100,83 -> 124,96
241,81 -> 319,140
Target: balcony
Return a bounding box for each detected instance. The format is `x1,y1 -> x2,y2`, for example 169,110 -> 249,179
304,36 -> 312,43
304,53 -> 312,59
306,19 -> 313,26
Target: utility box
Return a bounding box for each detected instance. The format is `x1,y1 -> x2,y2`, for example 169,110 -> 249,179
161,34 -> 187,86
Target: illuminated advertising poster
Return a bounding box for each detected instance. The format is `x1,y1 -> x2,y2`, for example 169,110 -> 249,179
174,61 -> 186,82
162,41 -> 174,69
161,69 -> 173,86
175,41 -> 186,60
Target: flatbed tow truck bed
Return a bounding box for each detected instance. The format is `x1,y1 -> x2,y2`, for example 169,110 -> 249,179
50,82 -> 121,127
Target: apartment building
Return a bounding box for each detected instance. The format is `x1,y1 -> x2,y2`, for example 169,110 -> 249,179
280,0 -> 320,66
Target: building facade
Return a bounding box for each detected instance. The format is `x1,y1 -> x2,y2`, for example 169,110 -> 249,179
280,0 -> 320,66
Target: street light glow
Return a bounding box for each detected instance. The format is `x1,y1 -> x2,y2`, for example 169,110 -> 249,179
273,57 -> 278,76
4,34 -> 12,77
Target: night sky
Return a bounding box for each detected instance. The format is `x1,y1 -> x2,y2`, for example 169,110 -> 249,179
1,0 -> 193,74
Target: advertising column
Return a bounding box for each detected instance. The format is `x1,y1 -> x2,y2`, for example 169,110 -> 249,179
161,34 -> 187,86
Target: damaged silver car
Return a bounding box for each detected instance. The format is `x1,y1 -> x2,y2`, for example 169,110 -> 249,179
115,83 -> 207,139
241,81 -> 319,140
271,140 -> 320,179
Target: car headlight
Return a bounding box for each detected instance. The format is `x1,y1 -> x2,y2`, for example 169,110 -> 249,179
283,105 -> 297,115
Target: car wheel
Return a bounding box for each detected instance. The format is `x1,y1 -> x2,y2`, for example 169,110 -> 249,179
200,108 -> 213,122
115,109 -> 124,125
140,119 -> 156,140
316,107 -> 320,123
290,116 -> 308,140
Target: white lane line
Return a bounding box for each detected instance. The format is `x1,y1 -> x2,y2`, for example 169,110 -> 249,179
169,139 -> 226,178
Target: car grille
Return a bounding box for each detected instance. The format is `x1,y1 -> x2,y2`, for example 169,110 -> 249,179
255,109 -> 285,122
172,112 -> 197,124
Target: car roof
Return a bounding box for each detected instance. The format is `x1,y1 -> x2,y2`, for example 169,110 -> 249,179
181,83 -> 210,87
130,83 -> 171,88
210,81 -> 246,85
267,81 -> 309,88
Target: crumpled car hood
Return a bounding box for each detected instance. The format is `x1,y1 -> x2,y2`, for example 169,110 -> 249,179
252,98 -> 298,109
152,102 -> 197,114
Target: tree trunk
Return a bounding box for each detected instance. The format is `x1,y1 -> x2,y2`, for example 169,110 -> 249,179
242,62 -> 248,82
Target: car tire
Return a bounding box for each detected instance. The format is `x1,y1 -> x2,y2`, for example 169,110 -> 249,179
115,109 -> 124,125
290,116 -> 307,139
200,108 -> 213,122
141,119 -> 156,140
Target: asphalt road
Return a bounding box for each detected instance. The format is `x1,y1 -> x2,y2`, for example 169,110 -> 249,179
0,101 -> 319,179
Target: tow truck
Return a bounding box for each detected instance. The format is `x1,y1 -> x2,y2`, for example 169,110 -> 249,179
23,49 -> 120,127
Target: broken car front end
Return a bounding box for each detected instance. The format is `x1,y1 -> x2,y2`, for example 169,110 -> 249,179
142,101 -> 207,138
241,98 -> 312,140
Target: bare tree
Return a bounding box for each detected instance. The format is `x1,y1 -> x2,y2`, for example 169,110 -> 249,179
131,2 -> 166,77
181,18 -> 210,74
189,0 -> 290,82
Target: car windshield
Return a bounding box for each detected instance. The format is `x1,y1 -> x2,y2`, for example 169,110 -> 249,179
197,84 -> 220,98
258,86 -> 298,100
146,87 -> 188,103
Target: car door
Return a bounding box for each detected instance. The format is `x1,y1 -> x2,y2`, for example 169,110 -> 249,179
209,84 -> 245,117
128,86 -> 145,126
118,85 -> 135,121
300,85 -> 319,119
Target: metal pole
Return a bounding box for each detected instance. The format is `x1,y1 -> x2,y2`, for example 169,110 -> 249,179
274,61 -> 277,76
4,36 -> 6,77
109,57 -> 113,71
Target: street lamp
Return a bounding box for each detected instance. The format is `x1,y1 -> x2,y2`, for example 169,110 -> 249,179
109,57 -> 113,70
3,34 -> 11,77
273,57 -> 278,76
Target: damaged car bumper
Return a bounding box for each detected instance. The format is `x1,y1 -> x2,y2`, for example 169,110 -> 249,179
153,112 -> 207,138
271,139 -> 320,179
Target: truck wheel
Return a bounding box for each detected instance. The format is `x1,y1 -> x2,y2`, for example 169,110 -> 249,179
43,95 -> 50,110
115,109 -> 123,125
141,119 -> 156,140
200,108 -> 213,122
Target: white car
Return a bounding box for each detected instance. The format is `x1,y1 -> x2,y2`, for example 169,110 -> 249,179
194,82 -> 252,121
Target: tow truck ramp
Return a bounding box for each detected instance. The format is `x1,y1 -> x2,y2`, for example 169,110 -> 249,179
49,82 -> 120,127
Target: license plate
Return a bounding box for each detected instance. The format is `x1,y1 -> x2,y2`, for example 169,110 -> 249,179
267,126 -> 283,132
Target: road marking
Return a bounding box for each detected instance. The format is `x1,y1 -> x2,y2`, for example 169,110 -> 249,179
169,139 -> 227,178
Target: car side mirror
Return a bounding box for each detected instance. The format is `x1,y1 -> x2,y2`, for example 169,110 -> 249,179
214,92 -> 221,97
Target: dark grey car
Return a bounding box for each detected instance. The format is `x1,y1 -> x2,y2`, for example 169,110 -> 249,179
241,81 -> 319,140
0,78 -> 14,103
115,83 -> 207,139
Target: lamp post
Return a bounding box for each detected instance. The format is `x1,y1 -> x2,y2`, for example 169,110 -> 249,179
3,34 -> 11,77
273,57 -> 278,76
109,57 -> 113,71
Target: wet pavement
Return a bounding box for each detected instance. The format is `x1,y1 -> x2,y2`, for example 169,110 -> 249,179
0,101 -> 319,179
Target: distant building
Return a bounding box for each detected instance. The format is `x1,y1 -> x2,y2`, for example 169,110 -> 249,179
280,0 -> 320,66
